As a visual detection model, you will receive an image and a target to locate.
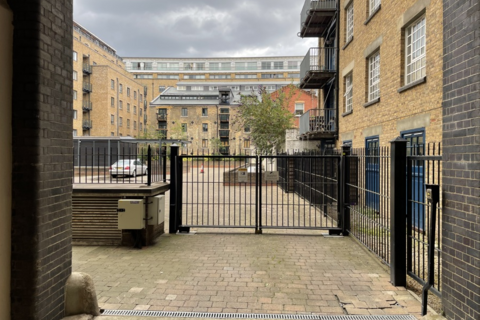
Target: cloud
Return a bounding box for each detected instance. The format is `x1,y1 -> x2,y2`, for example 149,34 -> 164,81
73,0 -> 314,58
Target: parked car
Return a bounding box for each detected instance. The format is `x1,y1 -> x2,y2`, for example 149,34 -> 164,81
109,159 -> 147,178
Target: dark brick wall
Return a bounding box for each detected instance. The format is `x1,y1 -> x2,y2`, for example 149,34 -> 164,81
8,0 -> 73,319
442,1 -> 480,320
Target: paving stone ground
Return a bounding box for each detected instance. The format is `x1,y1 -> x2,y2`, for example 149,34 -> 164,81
73,233 -> 423,318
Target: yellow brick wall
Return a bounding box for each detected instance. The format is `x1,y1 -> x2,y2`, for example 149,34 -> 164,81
338,0 -> 443,147
72,29 -> 146,137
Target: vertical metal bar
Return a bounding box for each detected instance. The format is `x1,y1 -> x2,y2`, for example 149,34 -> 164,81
256,155 -> 261,233
147,145 -> 152,186
390,137 -> 407,286
169,145 -> 179,233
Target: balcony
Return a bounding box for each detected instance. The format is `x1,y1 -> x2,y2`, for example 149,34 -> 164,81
299,47 -> 336,89
157,129 -> 168,137
82,101 -> 92,111
219,146 -> 230,155
300,0 -> 337,38
299,108 -> 336,139
82,120 -> 92,130
157,113 -> 167,121
219,114 -> 230,122
219,130 -> 230,138
82,82 -> 92,93
82,64 -> 92,74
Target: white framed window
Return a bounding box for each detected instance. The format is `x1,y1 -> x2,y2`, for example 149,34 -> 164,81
235,74 -> 256,79
209,86 -> 218,91
73,129 -> 77,136
133,106 -> 137,115
119,100 -> 123,110
346,3 -> 354,43
73,90 -> 77,100
265,85 -> 276,91
288,61 -> 299,69
111,79 -> 115,89
405,16 -> 426,85
127,88 -> 130,97
139,123 -> 143,131
294,102 -> 305,116
119,117 -> 123,127
177,86 -> 186,91
157,74 -> 179,79
229,86 -> 240,91
244,85 -> 258,91
202,108 -> 208,116
73,110 -> 77,119
344,73 -> 353,113
210,74 -> 231,79
73,71 -> 77,80
127,103 -> 130,112
134,121 -> 137,130
191,86 -> 204,91
184,75 -> 205,80
119,84 -> 123,93
111,97 -> 114,107
181,108 -> 188,117
127,119 -> 130,128
368,52 -> 380,101
111,114 -> 114,124
73,51 -> 77,61
369,0 -> 380,15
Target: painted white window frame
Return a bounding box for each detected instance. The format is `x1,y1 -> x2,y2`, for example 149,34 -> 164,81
405,16 -> 426,85
73,71 -> 77,80
369,0 -> 380,15
346,3 -> 354,43
368,52 -> 380,101
344,73 -> 353,113
295,102 -> 305,116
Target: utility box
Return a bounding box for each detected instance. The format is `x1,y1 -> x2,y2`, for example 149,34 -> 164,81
148,195 -> 165,225
118,199 -> 144,230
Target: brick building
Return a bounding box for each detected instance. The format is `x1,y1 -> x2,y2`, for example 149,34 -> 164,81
271,86 -> 318,128
73,22 -> 147,137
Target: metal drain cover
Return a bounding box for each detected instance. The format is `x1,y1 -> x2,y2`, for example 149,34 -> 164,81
101,310 -> 417,320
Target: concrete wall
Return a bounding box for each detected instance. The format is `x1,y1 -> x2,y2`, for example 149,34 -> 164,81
8,0 -> 74,319
285,129 -> 319,151
442,1 -> 480,319
0,2 -> 12,319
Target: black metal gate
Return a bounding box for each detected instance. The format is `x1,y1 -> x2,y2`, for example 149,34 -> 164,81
172,152 -> 342,233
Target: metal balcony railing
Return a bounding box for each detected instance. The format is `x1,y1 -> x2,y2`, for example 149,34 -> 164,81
157,113 -> 167,121
300,0 -> 337,38
82,82 -> 92,92
219,130 -> 230,138
299,108 -> 336,135
219,114 -> 230,122
300,47 -> 336,89
82,101 -> 92,111
82,120 -> 92,130
82,64 -> 92,74
219,147 -> 230,155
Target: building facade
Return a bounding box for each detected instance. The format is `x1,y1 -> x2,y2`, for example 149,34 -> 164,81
73,22 -> 147,137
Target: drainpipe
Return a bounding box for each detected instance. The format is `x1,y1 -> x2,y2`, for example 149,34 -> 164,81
116,77 -> 119,136
335,1 -> 340,141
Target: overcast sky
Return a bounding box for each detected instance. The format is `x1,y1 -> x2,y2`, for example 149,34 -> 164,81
73,0 -> 317,58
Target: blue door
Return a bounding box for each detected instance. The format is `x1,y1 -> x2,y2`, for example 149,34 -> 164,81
403,131 -> 425,230
365,137 -> 380,212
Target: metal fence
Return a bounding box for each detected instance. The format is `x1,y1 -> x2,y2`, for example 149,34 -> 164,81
299,108 -> 337,135
74,144 -> 165,185
346,146 -> 391,264
300,47 -> 336,82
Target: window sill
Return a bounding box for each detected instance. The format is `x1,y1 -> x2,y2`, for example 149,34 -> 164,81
342,110 -> 353,117
342,37 -> 354,50
363,97 -> 380,108
364,5 -> 381,25
398,77 -> 427,93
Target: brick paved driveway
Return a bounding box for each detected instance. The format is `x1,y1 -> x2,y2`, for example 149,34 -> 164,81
73,233 -> 423,318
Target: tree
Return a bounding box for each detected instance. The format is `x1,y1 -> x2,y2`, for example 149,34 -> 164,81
235,84 -> 296,155
169,122 -> 187,141
137,124 -> 166,140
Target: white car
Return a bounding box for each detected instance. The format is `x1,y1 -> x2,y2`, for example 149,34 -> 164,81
109,159 -> 147,178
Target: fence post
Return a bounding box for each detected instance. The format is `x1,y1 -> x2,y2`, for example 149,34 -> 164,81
147,145 -> 152,186
339,145 -> 351,236
169,145 -> 179,234
390,137 -> 407,286
162,145 -> 167,183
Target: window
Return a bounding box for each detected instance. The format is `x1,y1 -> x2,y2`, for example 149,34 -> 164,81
369,0 -> 381,15
265,85 -> 276,91
177,86 -> 186,91
184,75 -> 206,80
134,121 -> 137,130
261,74 -> 283,79
139,94 -> 143,103
135,74 -> 153,79
210,74 -> 231,79
111,114 -> 114,124
344,73 -> 353,113
73,129 -> 77,136
261,61 -> 284,70
295,102 -> 305,116
127,88 -> 130,97
73,110 -> 77,119
235,62 -> 257,70
181,108 -> 188,117
140,109 -> 142,116
181,123 -> 187,132
244,126 -> 251,133
244,85 -> 258,91
288,61 -> 299,69
73,71 -> 77,80
73,90 -> 77,100
209,62 -> 230,70
119,84 -> 123,93
343,140 -> 353,147
405,16 -> 426,85
202,123 -> 208,132
73,51 -> 77,61
288,73 -> 300,78
133,106 -> 137,114
209,86 -> 218,91
202,139 -> 208,148
157,74 -> 179,79
127,103 -> 130,112
235,74 -> 256,79
111,97 -> 115,107
134,91 -> 137,100
111,79 -> 115,89
346,3 -> 354,43
202,108 -> 208,116
127,119 -> 130,128
119,117 -> 123,127
244,139 -> 251,148
111,132 -> 114,136
191,86 -> 204,91
119,101 -> 123,110
229,86 -> 240,91
139,123 -> 142,132
368,52 -> 380,101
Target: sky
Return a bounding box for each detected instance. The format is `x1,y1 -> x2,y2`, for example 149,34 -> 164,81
73,0 -> 317,58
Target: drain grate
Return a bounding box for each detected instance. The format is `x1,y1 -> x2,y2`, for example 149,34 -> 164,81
101,310 -> 416,320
